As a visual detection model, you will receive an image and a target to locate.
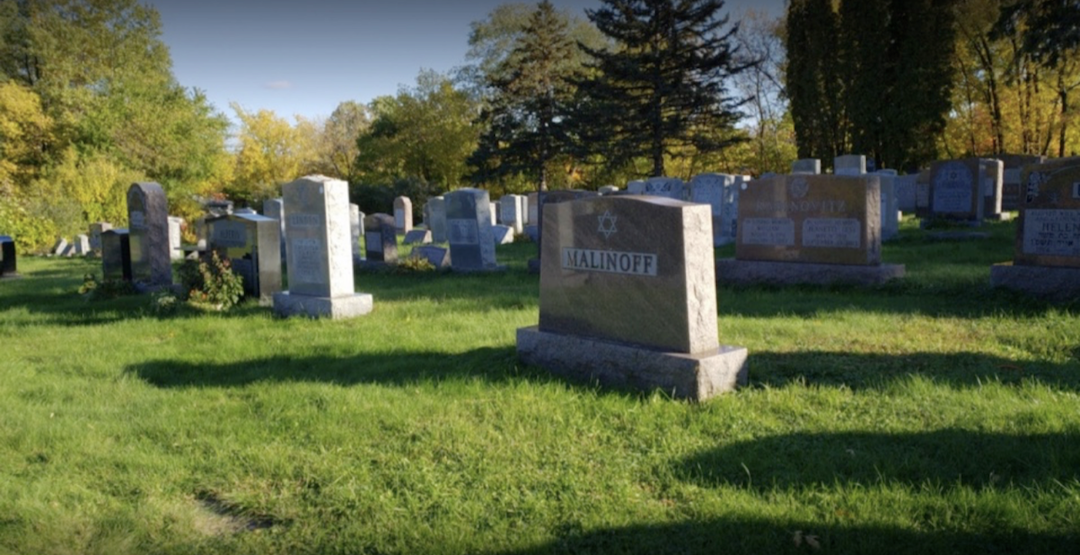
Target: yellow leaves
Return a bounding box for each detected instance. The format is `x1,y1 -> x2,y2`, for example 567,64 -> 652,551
0,82 -> 54,190
230,104 -> 317,204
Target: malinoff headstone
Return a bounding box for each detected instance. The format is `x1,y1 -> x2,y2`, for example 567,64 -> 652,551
206,213 -> 282,303
272,175 -> 373,319
517,195 -> 748,401
445,188 -> 501,272
364,213 -> 398,263
393,196 -> 413,234
127,182 -> 173,290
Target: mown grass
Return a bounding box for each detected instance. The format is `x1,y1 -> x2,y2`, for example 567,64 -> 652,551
1,215 -> 1078,554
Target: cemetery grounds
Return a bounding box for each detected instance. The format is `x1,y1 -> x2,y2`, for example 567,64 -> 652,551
0,216 -> 1078,554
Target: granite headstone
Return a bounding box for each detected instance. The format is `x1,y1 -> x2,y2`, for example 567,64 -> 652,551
445,188 -> 501,272
127,182 -> 173,290
206,213 -> 282,303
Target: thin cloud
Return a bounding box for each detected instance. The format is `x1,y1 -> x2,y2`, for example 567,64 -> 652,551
264,80 -> 293,90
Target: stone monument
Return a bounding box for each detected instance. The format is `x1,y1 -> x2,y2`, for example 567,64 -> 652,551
444,188 -> 502,272
0,235 -> 18,278
689,173 -> 740,246
127,182 -> 173,291
393,196 -> 413,234
205,213 -> 282,303
101,229 -> 132,282
272,175 -> 373,319
363,213 -> 398,264
928,159 -> 983,223
517,195 -> 748,401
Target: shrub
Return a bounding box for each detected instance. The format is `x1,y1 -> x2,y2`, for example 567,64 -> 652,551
177,250 -> 244,311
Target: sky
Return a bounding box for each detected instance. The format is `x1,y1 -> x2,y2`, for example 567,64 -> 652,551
152,0 -> 786,127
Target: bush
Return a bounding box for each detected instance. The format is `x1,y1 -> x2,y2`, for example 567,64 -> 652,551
78,273 -> 136,300
177,250 -> 244,311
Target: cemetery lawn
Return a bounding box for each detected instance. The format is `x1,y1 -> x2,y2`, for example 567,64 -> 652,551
2,217 -> 1079,555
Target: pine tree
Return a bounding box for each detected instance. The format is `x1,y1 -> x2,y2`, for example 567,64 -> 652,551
575,0 -> 750,178
785,0 -> 847,163
469,1 -> 586,192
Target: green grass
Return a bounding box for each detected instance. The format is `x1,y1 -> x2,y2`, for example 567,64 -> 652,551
2,217 -> 1079,554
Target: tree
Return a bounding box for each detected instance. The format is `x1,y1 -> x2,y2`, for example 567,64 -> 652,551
785,0 -> 847,163
575,0 -> 751,178
311,101 -> 369,180
229,104 -> 314,206
469,1 -> 590,192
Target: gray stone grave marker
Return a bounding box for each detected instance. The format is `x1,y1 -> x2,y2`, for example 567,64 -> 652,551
642,176 -> 684,200
445,188 -> 501,272
500,194 -> 525,233
364,213 -> 398,263
517,195 -> 748,401
411,245 -> 450,268
690,173 -> 738,246
74,234 -> 91,256
101,229 -> 132,282
263,197 -> 287,261
792,158 -> 821,175
393,196 -> 413,234
127,182 -> 173,290
272,175 -> 373,319
835,155 -> 866,176
425,196 -> 447,243
929,159 -> 983,222
981,158 -> 1005,220
89,223 -> 112,255
403,228 -> 432,245
206,213 -> 282,303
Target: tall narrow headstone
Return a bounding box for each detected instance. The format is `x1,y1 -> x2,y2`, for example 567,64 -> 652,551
349,204 -> 361,262
127,182 -> 173,290
981,158 -> 1005,220
0,235 -> 17,278
206,213 -> 282,303
527,192 -> 539,224
364,213 -> 398,263
517,195 -> 748,401
393,196 -> 413,234
999,154 -> 1046,210
272,175 -> 373,319
263,197 -> 287,261
873,170 -> 900,241
500,194 -> 525,234
74,234 -> 91,256
101,229 -> 132,282
445,188 -> 501,272
991,157 -> 1080,301
690,173 -> 738,246
167,216 -> 183,260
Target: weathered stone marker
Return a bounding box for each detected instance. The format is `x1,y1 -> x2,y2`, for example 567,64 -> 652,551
929,159 -> 983,222
363,213 -> 398,264
272,175 -> 373,319
205,213 -> 282,303
717,174 -> 904,285
517,195 -> 748,401
991,157 -> 1080,301
393,196 -> 413,234
127,182 -> 173,290
689,173 -> 740,246
445,188 -> 502,272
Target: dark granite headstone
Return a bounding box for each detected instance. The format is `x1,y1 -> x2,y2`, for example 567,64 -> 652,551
518,195 -> 747,400
206,213 -> 282,302
444,188 -> 500,271
929,159 -> 983,221
101,229 -> 132,282
127,182 -> 173,289
736,175 -> 882,266
0,235 -> 17,277
364,213 -> 398,263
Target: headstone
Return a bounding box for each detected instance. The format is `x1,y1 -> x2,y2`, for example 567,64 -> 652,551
205,199 -> 233,217
263,198 -> 287,261
101,229 -> 132,282
915,169 -> 931,218
411,245 -> 450,269
489,202 -> 498,226
873,170 -> 900,241
393,196 -> 413,234
206,213 -> 282,303
350,204 -> 362,262
929,159 -> 983,222
834,155 -> 866,176
127,182 -> 173,290
74,234 -> 91,256
0,235 -> 17,277
717,175 -> 905,285
642,176 -> 685,200
528,190 -> 601,273
235,207 -> 257,215
88,223 -> 112,255
272,175 -> 373,319
991,157 -> 1080,301
999,154 -> 1046,210
527,193 -> 539,224
52,237 -> 68,256
492,224 -> 515,245
981,158 -> 1006,220
500,194 -> 526,233
598,185 -> 620,195
364,213 -> 398,263
627,180 -> 646,194
894,175 -> 918,213
426,196 -> 448,243
167,216 -> 183,260
403,228 -> 432,245
445,188 -> 502,272
792,159 -> 821,175
517,195 -> 748,401
689,173 -> 738,246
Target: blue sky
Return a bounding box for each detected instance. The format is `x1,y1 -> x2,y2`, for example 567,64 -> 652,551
152,0 -> 785,126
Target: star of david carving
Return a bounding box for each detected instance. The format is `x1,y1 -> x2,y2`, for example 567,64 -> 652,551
598,210 -> 617,239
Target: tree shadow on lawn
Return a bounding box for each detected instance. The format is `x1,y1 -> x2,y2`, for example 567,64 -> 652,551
750,350 -> 1080,392
488,515 -> 1074,555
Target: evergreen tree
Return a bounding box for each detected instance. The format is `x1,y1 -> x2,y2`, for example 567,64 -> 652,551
575,0 -> 750,178
469,1 -> 585,192
785,0 -> 847,163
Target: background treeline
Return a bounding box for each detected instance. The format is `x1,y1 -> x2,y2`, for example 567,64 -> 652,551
0,0 -> 1077,253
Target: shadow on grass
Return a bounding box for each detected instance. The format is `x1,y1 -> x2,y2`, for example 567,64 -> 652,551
489,515 -> 1074,555
750,350 -> 1080,391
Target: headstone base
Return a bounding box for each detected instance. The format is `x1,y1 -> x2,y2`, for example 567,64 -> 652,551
990,264 -> 1080,302
272,291 -> 374,319
516,326 -> 748,402
716,259 -> 905,286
